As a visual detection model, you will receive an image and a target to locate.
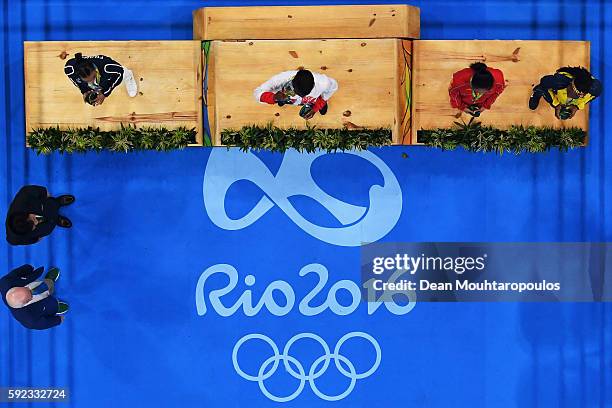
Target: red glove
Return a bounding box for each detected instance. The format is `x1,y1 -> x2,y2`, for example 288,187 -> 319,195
311,96 -> 327,113
260,92 -> 276,104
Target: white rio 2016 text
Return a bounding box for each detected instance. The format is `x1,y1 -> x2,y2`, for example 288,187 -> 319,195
196,263 -> 416,317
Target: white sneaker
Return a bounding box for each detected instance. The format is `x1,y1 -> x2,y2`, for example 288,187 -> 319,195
123,68 -> 138,97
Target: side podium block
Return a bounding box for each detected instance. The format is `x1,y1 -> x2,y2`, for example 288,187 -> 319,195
193,5 -> 420,40
24,41 -> 203,145
412,40 -> 590,144
205,39 -> 412,145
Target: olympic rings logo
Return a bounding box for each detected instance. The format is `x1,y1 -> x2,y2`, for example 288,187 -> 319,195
232,332 -> 381,402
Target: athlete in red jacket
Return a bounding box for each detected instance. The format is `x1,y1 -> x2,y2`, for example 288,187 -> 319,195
448,63 -> 506,117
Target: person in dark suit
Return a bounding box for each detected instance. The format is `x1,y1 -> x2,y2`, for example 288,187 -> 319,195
5,185 -> 75,246
0,265 -> 68,330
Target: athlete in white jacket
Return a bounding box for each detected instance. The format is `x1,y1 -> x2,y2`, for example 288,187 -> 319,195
253,69 -> 338,119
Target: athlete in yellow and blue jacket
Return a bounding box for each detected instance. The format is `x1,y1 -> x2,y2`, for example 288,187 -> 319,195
529,66 -> 602,120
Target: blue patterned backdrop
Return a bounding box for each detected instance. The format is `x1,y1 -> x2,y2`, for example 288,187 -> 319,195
0,0 -> 610,407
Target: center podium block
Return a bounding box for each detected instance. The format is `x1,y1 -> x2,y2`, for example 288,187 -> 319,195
204,39 -> 413,145
194,4 -> 420,40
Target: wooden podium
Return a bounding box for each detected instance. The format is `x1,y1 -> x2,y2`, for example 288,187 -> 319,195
196,4 -> 419,145
411,40 -> 591,144
24,41 -> 204,145
23,4 -> 592,149
193,4 -> 420,40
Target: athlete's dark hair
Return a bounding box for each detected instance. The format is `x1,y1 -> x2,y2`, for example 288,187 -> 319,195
469,62 -> 494,90
292,70 -> 315,97
557,66 -> 593,94
74,52 -> 96,80
9,213 -> 34,235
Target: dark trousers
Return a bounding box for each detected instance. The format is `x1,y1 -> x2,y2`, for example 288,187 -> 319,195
532,74 -> 572,106
39,295 -> 59,315
532,82 -> 554,106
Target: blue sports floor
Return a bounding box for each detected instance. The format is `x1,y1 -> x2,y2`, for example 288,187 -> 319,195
1,0 -> 611,407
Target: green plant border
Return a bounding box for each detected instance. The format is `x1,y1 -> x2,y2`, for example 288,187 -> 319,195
220,123 -> 392,153
418,121 -> 586,154
27,124 -> 197,154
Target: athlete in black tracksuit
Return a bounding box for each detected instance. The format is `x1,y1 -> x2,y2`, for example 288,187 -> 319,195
64,54 -> 124,100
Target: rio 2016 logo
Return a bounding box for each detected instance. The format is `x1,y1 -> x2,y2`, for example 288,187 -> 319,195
195,263 -> 416,317
203,149 -> 402,247
201,149 -> 407,402
196,263 -> 415,401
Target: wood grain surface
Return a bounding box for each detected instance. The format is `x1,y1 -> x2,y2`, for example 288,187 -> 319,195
208,39 -> 408,144
24,40 -> 203,145
193,5 -> 420,40
412,40 -> 591,144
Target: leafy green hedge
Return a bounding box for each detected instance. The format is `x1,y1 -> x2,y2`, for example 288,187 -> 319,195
27,125 -> 196,154
221,123 -> 392,153
418,122 -> 586,154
